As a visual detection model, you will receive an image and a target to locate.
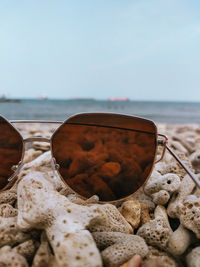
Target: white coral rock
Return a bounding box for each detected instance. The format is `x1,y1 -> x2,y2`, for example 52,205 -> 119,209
143,246 -> 179,267
17,170 -> 103,267
167,224 -> 194,256
137,205 -> 173,250
0,246 -> 28,267
144,172 -> 180,205
17,170 -> 133,267
190,150 -> 200,173
186,246 -> 200,267
167,174 -> 196,218
92,232 -> 148,267
179,195 -> 200,238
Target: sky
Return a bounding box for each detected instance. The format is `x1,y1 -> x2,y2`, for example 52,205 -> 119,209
0,0 -> 200,101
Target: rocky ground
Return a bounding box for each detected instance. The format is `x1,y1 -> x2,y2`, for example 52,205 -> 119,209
0,122 -> 200,267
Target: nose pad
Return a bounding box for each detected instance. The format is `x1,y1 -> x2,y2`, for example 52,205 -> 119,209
51,157 -> 60,176
8,161 -> 24,182
11,164 -> 19,172
10,161 -> 23,172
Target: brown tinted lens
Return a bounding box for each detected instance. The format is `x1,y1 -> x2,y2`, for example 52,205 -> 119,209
0,116 -> 23,190
52,113 -> 157,202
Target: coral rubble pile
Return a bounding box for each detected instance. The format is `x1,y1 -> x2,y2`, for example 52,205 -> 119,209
0,122 -> 200,266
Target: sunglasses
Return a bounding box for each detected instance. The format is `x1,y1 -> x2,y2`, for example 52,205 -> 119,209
0,113 -> 199,203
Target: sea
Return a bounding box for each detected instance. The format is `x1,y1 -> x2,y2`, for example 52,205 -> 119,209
0,99 -> 200,124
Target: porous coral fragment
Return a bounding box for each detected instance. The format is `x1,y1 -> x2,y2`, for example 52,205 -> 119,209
137,206 -> 173,250
190,150 -> 200,173
144,171 -> 181,205
167,224 -> 194,255
17,167 -> 136,267
119,200 -> 141,229
142,246 -> 179,267
156,152 -> 193,180
2,121 -> 200,266
17,170 -> 103,267
167,174 -> 196,218
0,215 -> 31,247
179,195 -> 200,238
144,168 -> 182,206
152,190 -> 170,205
0,203 -> 18,217
32,232 -> 56,267
0,190 -> 17,205
140,203 -> 151,225
92,232 -> 148,267
88,204 -> 133,234
13,239 -> 39,262
132,187 -> 155,210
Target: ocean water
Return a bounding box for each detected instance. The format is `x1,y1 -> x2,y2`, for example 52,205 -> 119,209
0,99 -> 200,124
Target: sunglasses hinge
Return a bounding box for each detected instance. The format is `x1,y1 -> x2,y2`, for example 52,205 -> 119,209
157,138 -> 167,146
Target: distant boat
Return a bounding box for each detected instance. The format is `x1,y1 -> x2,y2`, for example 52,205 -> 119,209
108,97 -> 130,102
37,95 -> 48,100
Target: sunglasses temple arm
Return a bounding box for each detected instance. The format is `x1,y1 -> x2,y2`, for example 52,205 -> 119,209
165,144 -> 200,188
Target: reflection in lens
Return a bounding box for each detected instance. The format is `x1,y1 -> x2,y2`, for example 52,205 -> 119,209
52,115 -> 157,202
0,117 -> 23,190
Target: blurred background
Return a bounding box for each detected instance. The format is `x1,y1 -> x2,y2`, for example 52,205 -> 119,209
0,0 -> 200,123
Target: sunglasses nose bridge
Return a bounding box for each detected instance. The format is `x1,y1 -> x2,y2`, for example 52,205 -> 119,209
23,137 -> 51,143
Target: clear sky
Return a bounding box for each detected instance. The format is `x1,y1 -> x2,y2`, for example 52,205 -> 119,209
0,0 -> 200,101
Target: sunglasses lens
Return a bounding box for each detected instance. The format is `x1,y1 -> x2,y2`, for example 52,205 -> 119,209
0,116 -> 23,190
52,114 -> 157,201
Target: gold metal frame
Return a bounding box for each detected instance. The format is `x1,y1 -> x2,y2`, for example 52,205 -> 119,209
0,113 -> 199,203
